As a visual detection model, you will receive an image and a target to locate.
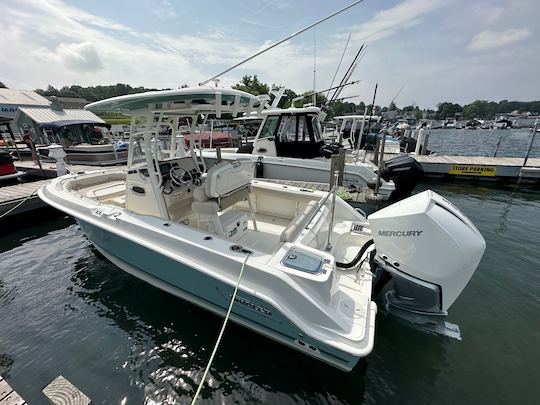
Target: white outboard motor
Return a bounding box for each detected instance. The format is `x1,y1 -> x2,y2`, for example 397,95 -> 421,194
368,190 -> 486,315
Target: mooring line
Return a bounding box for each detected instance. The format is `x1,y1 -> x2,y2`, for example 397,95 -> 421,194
191,252 -> 251,405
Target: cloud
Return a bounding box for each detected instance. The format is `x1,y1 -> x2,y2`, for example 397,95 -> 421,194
53,42 -> 104,72
467,28 -> 531,51
152,0 -> 177,19
344,0 -> 451,43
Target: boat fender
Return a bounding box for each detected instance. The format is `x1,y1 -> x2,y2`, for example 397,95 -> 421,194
336,239 -> 374,269
255,156 -> 264,178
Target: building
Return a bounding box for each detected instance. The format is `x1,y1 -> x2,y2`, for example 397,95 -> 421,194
0,88 -> 50,121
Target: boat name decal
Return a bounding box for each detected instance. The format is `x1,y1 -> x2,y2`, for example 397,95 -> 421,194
378,230 -> 423,237
234,296 -> 272,316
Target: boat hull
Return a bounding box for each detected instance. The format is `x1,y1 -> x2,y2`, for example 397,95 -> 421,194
77,218 -> 363,371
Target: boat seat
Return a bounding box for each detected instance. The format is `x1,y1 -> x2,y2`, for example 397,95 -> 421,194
191,160 -> 257,236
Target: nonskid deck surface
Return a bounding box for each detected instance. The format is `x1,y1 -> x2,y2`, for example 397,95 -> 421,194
237,213 -> 289,254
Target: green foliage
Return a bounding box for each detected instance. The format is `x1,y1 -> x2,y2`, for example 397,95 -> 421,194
231,75 -> 269,95
35,83 -> 165,102
436,102 -> 463,119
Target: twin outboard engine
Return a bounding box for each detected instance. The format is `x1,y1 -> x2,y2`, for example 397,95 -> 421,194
368,190 -> 486,315
379,155 -> 424,203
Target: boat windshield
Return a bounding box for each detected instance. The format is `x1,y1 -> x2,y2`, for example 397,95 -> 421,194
311,115 -> 323,142
129,134 -> 183,169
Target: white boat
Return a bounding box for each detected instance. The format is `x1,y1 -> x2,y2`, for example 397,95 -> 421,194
201,108 -> 413,200
39,87 -> 486,371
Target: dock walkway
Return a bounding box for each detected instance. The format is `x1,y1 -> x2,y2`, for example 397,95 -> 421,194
364,152 -> 540,182
0,377 -> 26,405
0,179 -> 51,217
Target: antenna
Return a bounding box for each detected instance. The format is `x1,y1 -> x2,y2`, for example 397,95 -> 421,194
313,30 -> 317,106
199,0 -> 366,85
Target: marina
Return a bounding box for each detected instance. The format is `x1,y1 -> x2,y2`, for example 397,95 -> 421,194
1,0 -> 539,403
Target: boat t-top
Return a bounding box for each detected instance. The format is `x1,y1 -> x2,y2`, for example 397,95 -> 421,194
39,87 -> 486,371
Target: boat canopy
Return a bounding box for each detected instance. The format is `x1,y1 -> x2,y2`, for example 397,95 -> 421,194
262,106 -> 320,116
334,115 -> 381,121
85,87 -> 263,118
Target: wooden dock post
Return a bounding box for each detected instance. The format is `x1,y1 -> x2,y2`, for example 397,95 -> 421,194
42,376 -> 91,405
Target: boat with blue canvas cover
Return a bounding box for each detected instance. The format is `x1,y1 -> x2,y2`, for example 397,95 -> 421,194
38,87 -> 486,371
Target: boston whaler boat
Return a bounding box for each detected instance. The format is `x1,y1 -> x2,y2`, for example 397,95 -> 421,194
39,88 -> 486,371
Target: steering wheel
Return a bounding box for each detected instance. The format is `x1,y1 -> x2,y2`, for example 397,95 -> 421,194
169,166 -> 193,186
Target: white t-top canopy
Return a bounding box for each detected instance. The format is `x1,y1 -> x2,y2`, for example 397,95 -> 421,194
334,115 -> 381,120
84,87 -> 262,118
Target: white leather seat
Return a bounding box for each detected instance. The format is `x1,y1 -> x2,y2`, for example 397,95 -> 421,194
192,160 -> 256,236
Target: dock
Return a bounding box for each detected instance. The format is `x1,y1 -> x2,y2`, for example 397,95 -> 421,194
0,179 -> 51,217
364,152 -> 540,183
0,377 -> 26,405
15,160 -> 119,178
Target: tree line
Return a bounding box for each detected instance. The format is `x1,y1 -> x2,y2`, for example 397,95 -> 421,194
24,77 -> 540,121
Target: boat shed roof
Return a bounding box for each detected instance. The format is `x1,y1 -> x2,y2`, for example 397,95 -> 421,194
14,107 -> 105,128
0,89 -> 51,120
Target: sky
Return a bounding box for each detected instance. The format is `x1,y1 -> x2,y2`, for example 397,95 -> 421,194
1,0 -> 538,108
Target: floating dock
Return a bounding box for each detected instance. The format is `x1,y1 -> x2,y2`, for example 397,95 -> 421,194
365,152 -> 540,183
0,179 -> 51,217
0,377 -> 26,405
15,161 -> 114,178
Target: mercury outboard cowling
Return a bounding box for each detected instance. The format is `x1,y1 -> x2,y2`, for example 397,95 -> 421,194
368,190 -> 486,315
379,155 -> 424,203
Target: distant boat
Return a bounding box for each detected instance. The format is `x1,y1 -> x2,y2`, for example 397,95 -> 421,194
493,117 -> 513,129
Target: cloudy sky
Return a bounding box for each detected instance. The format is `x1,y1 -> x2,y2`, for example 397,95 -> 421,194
1,0 -> 538,108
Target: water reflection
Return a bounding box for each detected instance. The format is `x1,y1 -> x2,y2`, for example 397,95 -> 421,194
70,246 -> 369,404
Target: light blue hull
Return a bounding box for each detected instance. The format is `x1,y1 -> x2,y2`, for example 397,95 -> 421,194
78,219 -> 361,371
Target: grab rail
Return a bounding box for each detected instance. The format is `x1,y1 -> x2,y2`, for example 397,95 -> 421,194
280,182 -> 338,243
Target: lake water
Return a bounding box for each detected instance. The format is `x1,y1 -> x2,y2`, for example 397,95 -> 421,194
1,131 -> 539,404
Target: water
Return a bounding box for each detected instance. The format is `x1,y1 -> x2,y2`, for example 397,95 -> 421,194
425,128 -> 540,158
1,151 -> 540,404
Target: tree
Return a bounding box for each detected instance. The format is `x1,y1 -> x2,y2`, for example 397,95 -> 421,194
436,102 -> 463,119
232,75 -> 269,95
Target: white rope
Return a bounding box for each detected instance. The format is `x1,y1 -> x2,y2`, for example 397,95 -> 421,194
191,253 -> 251,405
0,187 -> 40,220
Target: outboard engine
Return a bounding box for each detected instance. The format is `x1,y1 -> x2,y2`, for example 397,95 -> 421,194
379,155 -> 424,203
368,190 -> 485,315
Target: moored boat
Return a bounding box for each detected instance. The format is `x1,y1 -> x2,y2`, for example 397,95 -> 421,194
39,87 -> 486,371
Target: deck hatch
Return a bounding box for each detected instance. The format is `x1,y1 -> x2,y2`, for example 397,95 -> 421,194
282,248 -> 325,274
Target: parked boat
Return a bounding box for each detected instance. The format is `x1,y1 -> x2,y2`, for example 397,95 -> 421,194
14,104 -> 127,166
0,150 -> 24,181
201,107 -> 418,201
39,87 -> 485,371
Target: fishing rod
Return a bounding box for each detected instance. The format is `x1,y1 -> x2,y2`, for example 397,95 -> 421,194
365,82 -> 378,135
291,80 -> 361,107
389,84 -> 405,106
327,44 -> 366,105
333,94 -> 362,102
326,33 -> 351,100
199,0 -> 366,85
